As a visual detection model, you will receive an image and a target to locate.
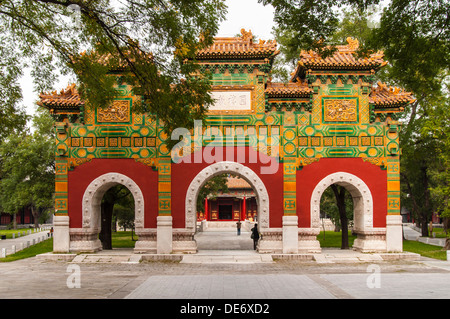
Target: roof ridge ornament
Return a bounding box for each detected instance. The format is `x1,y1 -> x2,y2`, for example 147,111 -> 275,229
240,28 -> 253,42
346,37 -> 359,51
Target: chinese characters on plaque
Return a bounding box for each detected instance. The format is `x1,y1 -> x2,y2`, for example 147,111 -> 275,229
209,91 -> 251,111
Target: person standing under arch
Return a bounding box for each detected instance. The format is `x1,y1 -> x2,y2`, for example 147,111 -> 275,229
251,223 -> 260,250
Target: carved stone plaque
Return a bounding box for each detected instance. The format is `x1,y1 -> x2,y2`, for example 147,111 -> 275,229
209,91 -> 251,111
97,100 -> 131,123
324,99 -> 357,122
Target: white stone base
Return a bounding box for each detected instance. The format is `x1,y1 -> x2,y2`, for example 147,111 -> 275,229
352,229 -> 387,253
386,215 -> 403,252
134,228 -> 157,253
69,239 -> 102,253
258,229 -> 283,253
172,229 -> 198,254
157,216 -> 173,254
68,228 -> 102,253
298,228 -> 321,253
53,215 -> 70,253
172,240 -> 198,254
134,241 -> 157,254
282,216 -> 299,254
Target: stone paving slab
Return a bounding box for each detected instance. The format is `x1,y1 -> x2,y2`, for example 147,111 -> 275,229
124,274 -> 337,299
1,251 -> 450,300
322,273 -> 450,299
180,254 -> 274,264
123,272 -> 450,299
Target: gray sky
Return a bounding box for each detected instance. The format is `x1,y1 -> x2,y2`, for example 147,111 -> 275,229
20,0 -> 276,118
218,0 -> 275,39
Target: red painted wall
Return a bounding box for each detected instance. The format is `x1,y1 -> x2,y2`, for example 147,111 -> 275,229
296,158 -> 387,228
171,146 -> 284,228
67,155 -> 385,231
68,159 -> 159,228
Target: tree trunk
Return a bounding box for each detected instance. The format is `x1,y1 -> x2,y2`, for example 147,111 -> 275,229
98,185 -> 133,249
444,218 -> 450,250
420,164 -> 432,237
331,185 -> 349,249
99,200 -> 114,250
421,219 -> 429,238
30,206 -> 39,228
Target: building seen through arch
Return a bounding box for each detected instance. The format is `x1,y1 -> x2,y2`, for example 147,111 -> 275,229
199,176 -> 257,222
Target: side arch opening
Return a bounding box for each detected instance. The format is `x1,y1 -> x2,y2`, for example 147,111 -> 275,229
309,172 -> 386,252
69,172 -> 145,252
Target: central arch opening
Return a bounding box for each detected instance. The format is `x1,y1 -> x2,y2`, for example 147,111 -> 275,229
185,161 -> 270,253
195,173 -> 256,251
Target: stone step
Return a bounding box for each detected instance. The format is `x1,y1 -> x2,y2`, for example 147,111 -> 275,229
180,254 -> 274,264
70,254 -> 142,264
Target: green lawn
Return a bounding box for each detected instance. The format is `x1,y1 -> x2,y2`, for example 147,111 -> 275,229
403,240 -> 448,260
318,230 -> 448,260
429,227 -> 447,238
0,228 -> 44,239
111,231 -> 138,248
317,231 -> 356,248
0,231 -> 138,262
0,238 -> 53,262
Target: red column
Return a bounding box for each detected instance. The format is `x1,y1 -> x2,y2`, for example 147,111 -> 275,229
242,196 -> 246,221
204,198 -> 208,221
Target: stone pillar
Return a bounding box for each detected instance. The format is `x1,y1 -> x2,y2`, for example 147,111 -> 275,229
386,214 -> 403,252
157,215 -> 173,254
201,219 -> 208,231
53,215 -> 70,253
282,215 -> 299,254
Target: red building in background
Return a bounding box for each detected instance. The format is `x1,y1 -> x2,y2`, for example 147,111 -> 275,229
198,176 -> 257,222
0,207 -> 35,227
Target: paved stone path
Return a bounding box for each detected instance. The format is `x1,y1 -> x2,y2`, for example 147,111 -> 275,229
1,226 -> 449,302
195,229 -> 254,250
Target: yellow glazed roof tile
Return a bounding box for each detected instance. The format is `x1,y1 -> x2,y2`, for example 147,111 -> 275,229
369,82 -> 416,107
196,29 -> 279,60
294,38 -> 387,74
265,80 -> 313,97
38,83 -> 83,110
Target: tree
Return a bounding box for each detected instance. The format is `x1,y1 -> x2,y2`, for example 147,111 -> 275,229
269,0 -> 449,239
270,2 -> 382,82
0,107 -> 55,228
366,0 -> 449,237
260,0 -> 381,58
99,184 -> 134,249
0,21 -> 29,143
320,185 -> 354,249
400,120 -> 439,236
422,93 -> 450,248
0,0 -> 227,138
